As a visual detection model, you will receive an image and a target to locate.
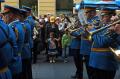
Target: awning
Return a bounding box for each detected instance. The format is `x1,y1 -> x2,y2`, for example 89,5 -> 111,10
0,0 -> 5,2
116,0 -> 120,7
80,0 -> 120,10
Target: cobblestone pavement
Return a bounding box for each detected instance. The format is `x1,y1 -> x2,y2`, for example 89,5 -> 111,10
32,54 -> 120,79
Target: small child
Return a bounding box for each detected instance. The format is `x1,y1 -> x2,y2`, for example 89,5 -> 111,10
62,29 -> 71,63
47,32 -> 58,63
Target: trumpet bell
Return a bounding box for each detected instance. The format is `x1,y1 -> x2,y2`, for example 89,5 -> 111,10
109,47 -> 120,62
114,50 -> 120,62
115,50 -> 120,56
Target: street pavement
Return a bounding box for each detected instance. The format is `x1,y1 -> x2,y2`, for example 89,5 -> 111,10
32,54 -> 120,79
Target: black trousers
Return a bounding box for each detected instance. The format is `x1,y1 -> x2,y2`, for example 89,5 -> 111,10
72,49 -> 83,79
22,58 -> 33,79
83,55 -> 92,79
45,42 -> 49,61
33,51 -> 39,64
90,67 -> 116,79
57,47 -> 62,57
12,73 -> 22,79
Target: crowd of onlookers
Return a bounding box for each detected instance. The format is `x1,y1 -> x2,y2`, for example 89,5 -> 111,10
32,13 -> 78,63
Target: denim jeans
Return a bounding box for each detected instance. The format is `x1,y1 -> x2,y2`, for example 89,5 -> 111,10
62,46 -> 69,59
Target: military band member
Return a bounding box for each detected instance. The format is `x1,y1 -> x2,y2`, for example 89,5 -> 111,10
22,6 -> 35,50
0,13 -> 14,79
89,8 -> 119,79
70,28 -> 83,79
2,5 -> 26,79
20,9 -> 33,79
80,6 -> 99,79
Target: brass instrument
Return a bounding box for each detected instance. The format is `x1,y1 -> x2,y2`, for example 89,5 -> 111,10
65,17 -> 82,33
66,9 -> 91,34
89,19 -> 120,35
109,47 -> 120,62
65,15 -> 120,36
65,24 -> 77,32
78,19 -> 120,40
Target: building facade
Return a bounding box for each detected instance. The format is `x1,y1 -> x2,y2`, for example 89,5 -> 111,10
74,0 -> 82,3
1,0 -> 19,10
1,0 -> 82,16
38,0 -> 74,16
38,0 -> 56,16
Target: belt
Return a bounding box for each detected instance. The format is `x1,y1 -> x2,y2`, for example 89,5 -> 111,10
91,48 -> 111,52
81,37 -> 91,41
0,66 -> 8,73
18,53 -> 21,56
24,43 -> 29,46
18,52 -> 21,56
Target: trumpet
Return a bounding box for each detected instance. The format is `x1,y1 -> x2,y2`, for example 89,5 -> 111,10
89,19 -> 120,35
79,19 -> 120,40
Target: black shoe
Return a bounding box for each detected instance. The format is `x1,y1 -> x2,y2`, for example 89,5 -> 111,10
71,75 -> 83,79
33,62 -> 36,64
32,60 -> 37,64
71,75 -> 77,79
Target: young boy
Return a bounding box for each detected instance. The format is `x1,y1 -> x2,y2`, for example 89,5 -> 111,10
62,29 -> 71,63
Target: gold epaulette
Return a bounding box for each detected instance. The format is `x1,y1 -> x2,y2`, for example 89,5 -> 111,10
14,27 -> 19,40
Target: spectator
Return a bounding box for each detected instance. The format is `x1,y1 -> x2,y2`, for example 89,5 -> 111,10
62,29 -> 71,62
45,16 -> 60,62
48,16 -> 59,38
47,32 -> 58,63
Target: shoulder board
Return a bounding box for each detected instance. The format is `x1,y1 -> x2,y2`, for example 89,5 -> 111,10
9,21 -> 18,33
12,20 -> 19,23
9,20 -> 20,27
27,16 -> 32,19
9,22 -> 15,28
24,19 -> 29,23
